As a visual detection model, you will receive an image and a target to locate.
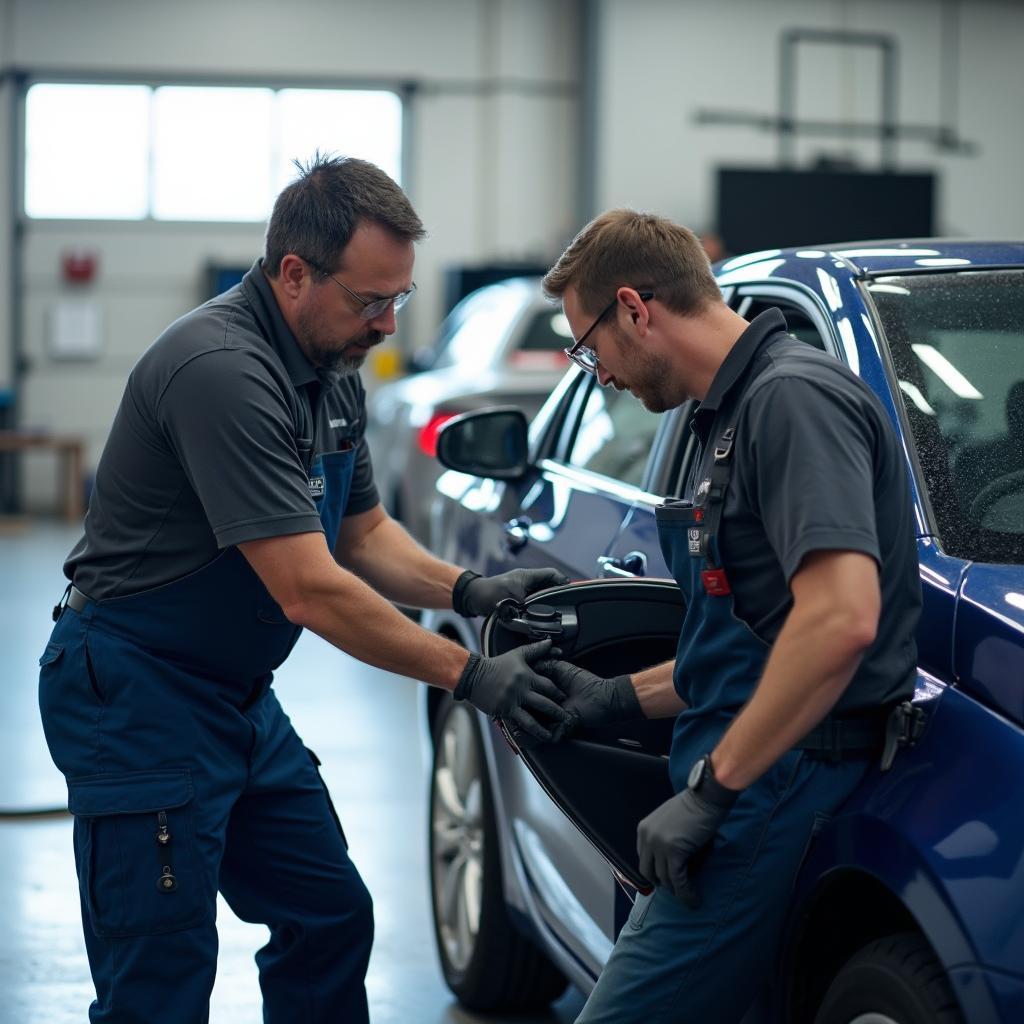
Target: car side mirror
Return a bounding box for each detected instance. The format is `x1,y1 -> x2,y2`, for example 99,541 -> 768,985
436,407 -> 529,480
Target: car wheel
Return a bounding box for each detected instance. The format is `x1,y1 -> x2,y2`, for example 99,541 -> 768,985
429,699 -> 567,1011
814,932 -> 964,1024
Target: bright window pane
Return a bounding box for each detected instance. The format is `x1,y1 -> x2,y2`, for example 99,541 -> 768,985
152,87 -> 274,221
25,84 -> 150,219
275,90 -> 403,189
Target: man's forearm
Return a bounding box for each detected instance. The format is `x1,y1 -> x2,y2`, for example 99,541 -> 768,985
337,514 -> 461,609
291,560 -> 469,688
633,661 -> 686,718
711,606 -> 869,790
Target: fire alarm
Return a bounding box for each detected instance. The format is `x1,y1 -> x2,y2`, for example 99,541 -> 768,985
61,249 -> 99,284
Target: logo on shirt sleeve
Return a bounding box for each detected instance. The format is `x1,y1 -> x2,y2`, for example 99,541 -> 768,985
308,475 -> 325,500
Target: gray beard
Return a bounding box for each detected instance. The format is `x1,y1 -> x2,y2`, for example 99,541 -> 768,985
301,325 -> 383,375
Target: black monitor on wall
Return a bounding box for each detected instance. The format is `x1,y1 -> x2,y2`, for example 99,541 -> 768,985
716,167 -> 936,256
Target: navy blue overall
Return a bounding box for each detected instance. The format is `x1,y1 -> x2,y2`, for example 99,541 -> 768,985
576,425 -> 871,1024
39,448 -> 371,1024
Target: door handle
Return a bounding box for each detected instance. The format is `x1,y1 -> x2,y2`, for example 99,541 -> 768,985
597,551 -> 647,578
504,516 -> 532,553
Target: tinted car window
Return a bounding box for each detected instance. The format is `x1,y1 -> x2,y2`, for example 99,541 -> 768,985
518,309 -> 572,351
739,297 -> 828,350
507,308 -> 574,371
868,269 -> 1024,564
565,382 -> 662,488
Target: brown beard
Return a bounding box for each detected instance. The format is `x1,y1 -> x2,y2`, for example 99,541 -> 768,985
610,323 -> 681,413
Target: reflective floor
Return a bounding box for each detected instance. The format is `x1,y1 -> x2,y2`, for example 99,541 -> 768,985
0,521 -> 585,1023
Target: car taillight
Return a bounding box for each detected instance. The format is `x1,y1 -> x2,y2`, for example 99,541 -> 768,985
417,412 -> 457,458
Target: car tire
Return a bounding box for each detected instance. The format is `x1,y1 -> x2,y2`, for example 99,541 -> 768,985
428,699 -> 568,1011
814,932 -> 964,1024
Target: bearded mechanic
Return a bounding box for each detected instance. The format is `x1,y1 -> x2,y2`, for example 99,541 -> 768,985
37,155 -> 570,1024
537,210 -> 922,1023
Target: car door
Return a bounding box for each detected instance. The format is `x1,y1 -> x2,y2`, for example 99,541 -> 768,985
442,368 -> 671,582
435,369 -> 676,967
482,580 -> 683,891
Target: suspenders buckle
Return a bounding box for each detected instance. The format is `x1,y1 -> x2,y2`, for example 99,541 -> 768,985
713,427 -> 736,462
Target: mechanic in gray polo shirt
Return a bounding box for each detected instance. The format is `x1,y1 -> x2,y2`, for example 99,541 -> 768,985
38,155 -> 571,1024
537,209 -> 922,1024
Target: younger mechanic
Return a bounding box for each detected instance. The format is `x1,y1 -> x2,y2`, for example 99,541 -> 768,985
38,155 -> 569,1023
538,210 -> 922,1023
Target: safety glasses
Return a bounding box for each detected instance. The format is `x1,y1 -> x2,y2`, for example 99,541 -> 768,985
565,290 -> 654,375
310,261 -> 416,321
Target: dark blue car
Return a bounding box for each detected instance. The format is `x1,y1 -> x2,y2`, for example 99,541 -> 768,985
419,242 -> 1024,1024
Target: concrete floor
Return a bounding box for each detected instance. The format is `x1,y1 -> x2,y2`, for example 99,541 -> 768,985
0,520 -> 585,1023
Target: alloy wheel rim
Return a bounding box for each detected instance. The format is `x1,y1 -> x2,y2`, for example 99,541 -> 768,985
431,705 -> 485,972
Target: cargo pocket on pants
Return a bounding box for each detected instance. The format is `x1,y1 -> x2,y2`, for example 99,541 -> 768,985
306,747 -> 349,850
68,768 -> 208,938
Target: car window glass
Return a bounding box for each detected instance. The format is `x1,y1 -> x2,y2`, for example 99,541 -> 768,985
516,309 -> 571,351
432,285 -> 525,372
739,297 -> 828,350
564,384 -> 662,488
528,367 -> 586,459
868,270 -> 1024,564
507,308 -> 573,371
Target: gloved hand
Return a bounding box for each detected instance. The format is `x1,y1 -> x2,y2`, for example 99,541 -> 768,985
533,661 -> 643,739
636,780 -> 738,907
454,639 -> 570,742
452,568 -> 570,619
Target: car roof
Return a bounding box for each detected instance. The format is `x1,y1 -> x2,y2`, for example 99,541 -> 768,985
715,240 -> 1024,284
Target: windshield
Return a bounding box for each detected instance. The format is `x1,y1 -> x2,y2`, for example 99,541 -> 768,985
868,269 -> 1024,564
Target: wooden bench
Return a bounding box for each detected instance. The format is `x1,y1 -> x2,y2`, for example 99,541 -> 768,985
0,431 -> 86,523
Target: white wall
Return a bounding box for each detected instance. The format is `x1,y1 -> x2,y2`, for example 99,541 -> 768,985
1,0 -> 580,511
592,0 -> 1024,238
0,1 -> 14,396
5,0 -> 1024,513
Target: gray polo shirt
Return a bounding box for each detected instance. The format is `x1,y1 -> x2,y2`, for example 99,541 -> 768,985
65,260 -> 379,600
688,309 -> 922,711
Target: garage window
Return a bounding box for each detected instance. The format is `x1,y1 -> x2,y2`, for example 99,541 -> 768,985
24,82 -> 403,221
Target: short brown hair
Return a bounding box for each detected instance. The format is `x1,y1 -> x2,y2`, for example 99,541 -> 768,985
264,152 -> 425,277
543,209 -> 721,317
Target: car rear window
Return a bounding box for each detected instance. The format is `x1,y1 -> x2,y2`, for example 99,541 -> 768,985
869,269 -> 1024,563
507,309 -> 573,371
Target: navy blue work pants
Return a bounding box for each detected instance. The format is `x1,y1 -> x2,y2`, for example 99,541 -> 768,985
576,751 -> 869,1024
41,610 -> 373,1024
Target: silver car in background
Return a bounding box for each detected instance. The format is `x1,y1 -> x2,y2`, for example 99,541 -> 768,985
368,277 -> 568,544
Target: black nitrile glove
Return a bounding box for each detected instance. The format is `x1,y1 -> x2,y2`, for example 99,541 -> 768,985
454,639 -> 570,742
636,782 -> 738,907
533,661 -> 643,740
453,568 -> 570,618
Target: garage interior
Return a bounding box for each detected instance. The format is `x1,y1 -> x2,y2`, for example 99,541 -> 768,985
1,1 -> 1022,1022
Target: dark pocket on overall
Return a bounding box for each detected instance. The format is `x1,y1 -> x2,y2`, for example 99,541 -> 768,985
306,747 -> 348,850
39,640 -> 64,669
68,769 -> 208,938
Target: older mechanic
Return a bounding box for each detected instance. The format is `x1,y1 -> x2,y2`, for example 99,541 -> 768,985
38,155 -> 569,1024
538,210 -> 922,1023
